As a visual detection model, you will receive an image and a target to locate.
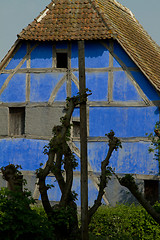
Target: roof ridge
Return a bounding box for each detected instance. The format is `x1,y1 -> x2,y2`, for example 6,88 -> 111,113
102,0 -> 139,25
89,0 -> 118,38
108,0 -> 135,18
108,0 -> 160,50
35,1 -> 53,23
112,0 -> 160,51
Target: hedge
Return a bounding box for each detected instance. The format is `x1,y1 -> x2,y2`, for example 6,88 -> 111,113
89,204 -> 160,240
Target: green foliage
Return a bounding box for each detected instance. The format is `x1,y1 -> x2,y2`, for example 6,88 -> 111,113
1,164 -> 22,176
0,187 -> 55,240
89,204 -> 160,240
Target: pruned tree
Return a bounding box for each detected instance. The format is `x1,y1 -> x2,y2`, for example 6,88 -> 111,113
1,164 -> 23,192
35,92 -> 121,240
88,130 -> 121,225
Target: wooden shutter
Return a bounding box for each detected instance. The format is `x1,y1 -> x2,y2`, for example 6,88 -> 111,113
9,108 -> 25,135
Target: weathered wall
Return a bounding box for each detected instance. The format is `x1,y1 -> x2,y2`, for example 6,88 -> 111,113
0,108 -> 8,135
25,106 -> 64,137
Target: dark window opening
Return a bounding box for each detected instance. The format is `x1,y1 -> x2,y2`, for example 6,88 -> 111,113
9,107 -> 25,136
144,180 -> 159,205
56,53 -> 68,68
73,120 -> 80,138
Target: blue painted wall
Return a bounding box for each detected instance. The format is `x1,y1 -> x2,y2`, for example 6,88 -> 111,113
113,40 -> 160,101
85,41 -> 109,68
71,40 -> 110,68
0,138 -> 48,170
30,73 -> 65,102
71,81 -> 79,97
86,72 -> 108,101
0,74 -> 26,102
72,107 -> 80,118
54,82 -> 67,101
6,43 -> 27,70
74,141 -> 158,175
31,42 -> 53,68
89,106 -> 159,138
113,71 -> 143,101
0,39 -> 160,204
87,141 -> 158,175
1,40 -> 160,103
0,74 -> 9,89
131,71 -> 160,101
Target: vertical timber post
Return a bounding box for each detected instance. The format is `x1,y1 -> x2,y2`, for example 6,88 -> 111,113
78,40 -> 89,240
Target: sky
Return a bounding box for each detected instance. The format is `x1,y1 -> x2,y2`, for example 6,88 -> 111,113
0,0 -> 159,61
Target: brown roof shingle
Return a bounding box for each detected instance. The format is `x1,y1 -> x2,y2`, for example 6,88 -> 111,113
18,0 -> 160,92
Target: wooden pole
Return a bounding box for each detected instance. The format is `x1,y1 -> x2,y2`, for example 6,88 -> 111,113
78,40 -> 89,240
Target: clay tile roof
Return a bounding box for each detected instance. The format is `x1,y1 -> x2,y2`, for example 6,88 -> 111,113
18,0 -> 115,41
18,0 -> 160,92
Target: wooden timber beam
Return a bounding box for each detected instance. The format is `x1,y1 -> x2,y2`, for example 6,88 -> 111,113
78,40 -> 89,240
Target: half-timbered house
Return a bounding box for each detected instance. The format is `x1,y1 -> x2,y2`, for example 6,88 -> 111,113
0,0 -> 160,205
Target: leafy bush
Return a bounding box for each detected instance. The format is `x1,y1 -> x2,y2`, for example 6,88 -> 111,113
89,204 -> 160,240
0,187 -> 55,240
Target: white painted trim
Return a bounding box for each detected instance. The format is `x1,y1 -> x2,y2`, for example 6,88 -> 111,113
37,9 -> 49,23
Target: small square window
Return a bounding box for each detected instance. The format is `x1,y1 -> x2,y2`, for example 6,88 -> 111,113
72,120 -> 80,138
56,53 -> 68,68
9,107 -> 25,136
144,180 -> 159,205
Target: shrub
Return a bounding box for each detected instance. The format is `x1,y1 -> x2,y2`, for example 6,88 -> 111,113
89,204 -> 160,240
0,187 -> 55,240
